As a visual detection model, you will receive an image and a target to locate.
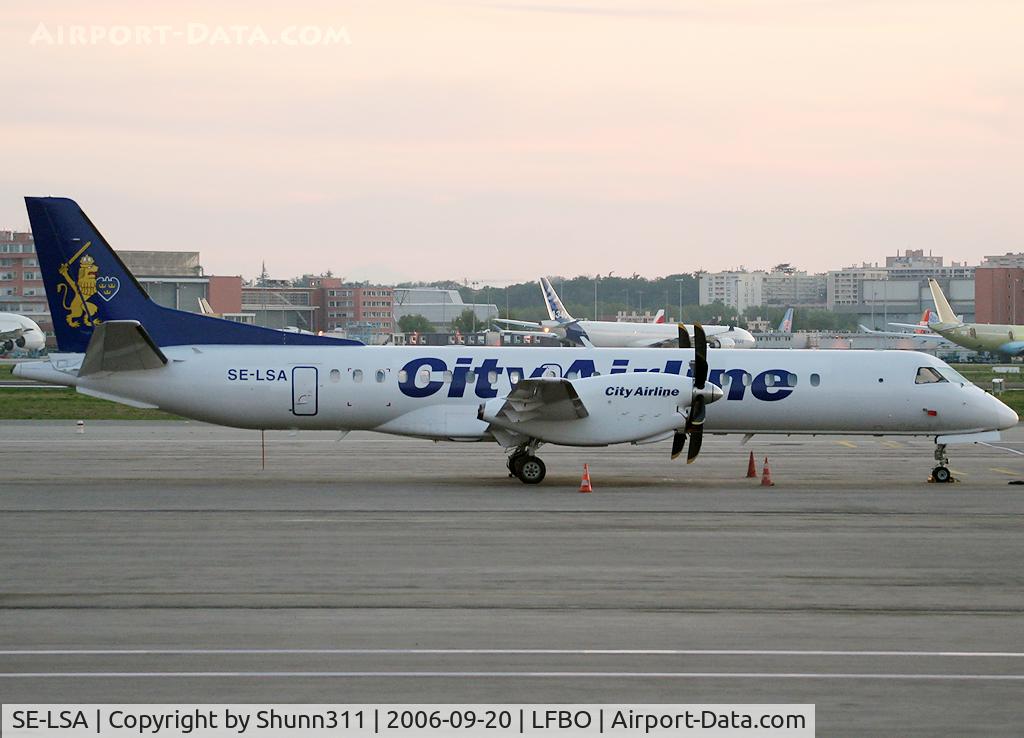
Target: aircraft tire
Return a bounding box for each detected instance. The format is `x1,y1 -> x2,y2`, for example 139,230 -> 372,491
931,466 -> 952,483
516,456 -> 546,485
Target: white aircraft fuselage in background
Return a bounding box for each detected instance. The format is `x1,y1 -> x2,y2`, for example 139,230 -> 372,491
0,312 -> 45,353
560,319 -> 756,349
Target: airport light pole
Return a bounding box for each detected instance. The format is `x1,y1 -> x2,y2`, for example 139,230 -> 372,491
677,278 -> 685,323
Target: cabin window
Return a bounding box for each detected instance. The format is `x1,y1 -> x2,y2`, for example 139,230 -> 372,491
765,374 -> 775,387
915,367 -> 947,384
398,370 -> 408,383
352,369 -> 363,383
487,370 -> 498,385
509,370 -> 521,384
465,371 -> 476,384
418,368 -> 430,384
443,371 -> 453,383
810,373 -> 821,387
969,327 -> 977,338
329,369 -> 341,383
375,370 -> 386,383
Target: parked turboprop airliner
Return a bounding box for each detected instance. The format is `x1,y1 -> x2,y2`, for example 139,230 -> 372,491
495,277 -> 757,349
15,197 -> 1017,484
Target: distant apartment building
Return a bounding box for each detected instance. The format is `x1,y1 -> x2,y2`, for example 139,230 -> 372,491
698,271 -> 764,313
978,253 -> 1024,269
827,264 -> 890,307
974,255 -> 1024,323
829,251 -> 976,328
0,230 -> 49,339
304,276 -> 394,336
761,267 -> 826,307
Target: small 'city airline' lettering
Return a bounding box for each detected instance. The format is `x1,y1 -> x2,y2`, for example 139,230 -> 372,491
605,386 -> 681,399
227,368 -> 288,381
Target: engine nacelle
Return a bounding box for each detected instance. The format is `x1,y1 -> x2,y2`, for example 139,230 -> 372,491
481,372 -> 694,447
709,335 -> 735,348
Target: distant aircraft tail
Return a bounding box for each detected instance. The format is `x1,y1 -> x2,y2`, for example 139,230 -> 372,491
778,307 -> 794,333
652,308 -> 665,324
913,308 -> 931,334
25,197 -> 362,352
927,278 -> 960,326
539,277 -> 574,323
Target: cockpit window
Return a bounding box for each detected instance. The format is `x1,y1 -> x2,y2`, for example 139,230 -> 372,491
915,367 -> 947,384
937,366 -> 970,385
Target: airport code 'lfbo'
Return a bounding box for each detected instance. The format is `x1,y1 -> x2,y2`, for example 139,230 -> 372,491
1,704 -> 814,737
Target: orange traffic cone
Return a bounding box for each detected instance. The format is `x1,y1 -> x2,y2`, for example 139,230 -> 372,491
760,456 -> 775,487
746,451 -> 757,478
579,463 -> 593,493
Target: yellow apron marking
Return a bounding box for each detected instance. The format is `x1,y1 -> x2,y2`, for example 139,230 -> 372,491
836,440 -> 857,448
990,467 -> 1019,476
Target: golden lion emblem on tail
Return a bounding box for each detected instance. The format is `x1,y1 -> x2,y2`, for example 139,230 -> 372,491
57,243 -> 102,328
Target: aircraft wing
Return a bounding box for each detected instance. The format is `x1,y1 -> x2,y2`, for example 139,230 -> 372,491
493,318 -> 542,329
487,377 -> 589,424
0,326 -> 26,342
495,328 -> 554,339
860,325 -> 949,342
887,322 -> 932,331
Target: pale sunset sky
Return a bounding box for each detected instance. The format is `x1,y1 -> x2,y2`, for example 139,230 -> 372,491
1,1 -> 1022,283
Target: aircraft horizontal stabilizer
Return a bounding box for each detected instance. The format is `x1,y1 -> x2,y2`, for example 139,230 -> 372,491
79,320 -> 168,377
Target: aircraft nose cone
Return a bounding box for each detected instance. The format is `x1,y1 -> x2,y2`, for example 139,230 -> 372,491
996,398 -> 1019,430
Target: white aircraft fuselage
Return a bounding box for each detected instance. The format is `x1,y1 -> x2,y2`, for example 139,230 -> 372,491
21,345 -> 1014,441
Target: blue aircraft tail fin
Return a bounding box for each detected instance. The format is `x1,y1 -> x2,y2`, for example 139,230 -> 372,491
26,197 -> 362,352
539,277 -> 574,323
777,307 -> 794,333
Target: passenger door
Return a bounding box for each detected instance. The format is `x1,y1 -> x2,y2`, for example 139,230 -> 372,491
292,366 -> 319,416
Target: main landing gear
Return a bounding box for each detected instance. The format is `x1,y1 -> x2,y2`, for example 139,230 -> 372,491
507,443 -> 547,485
930,443 -> 954,483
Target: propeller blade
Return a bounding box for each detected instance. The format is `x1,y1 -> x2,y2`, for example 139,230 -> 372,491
692,323 -> 708,389
687,395 -> 706,429
677,323 -> 691,349
686,427 -> 703,464
671,431 -> 686,460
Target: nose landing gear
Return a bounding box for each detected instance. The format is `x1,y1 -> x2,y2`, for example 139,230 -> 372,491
929,443 -> 954,483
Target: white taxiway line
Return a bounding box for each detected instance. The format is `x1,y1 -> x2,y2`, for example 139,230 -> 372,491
1,649 -> 1023,657
0,672 -> 1022,681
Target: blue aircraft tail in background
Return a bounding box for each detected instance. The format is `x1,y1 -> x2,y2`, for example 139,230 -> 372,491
778,307 -> 794,333
25,197 -> 362,352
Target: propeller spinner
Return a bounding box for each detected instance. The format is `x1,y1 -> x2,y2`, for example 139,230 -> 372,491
672,323 -> 723,464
